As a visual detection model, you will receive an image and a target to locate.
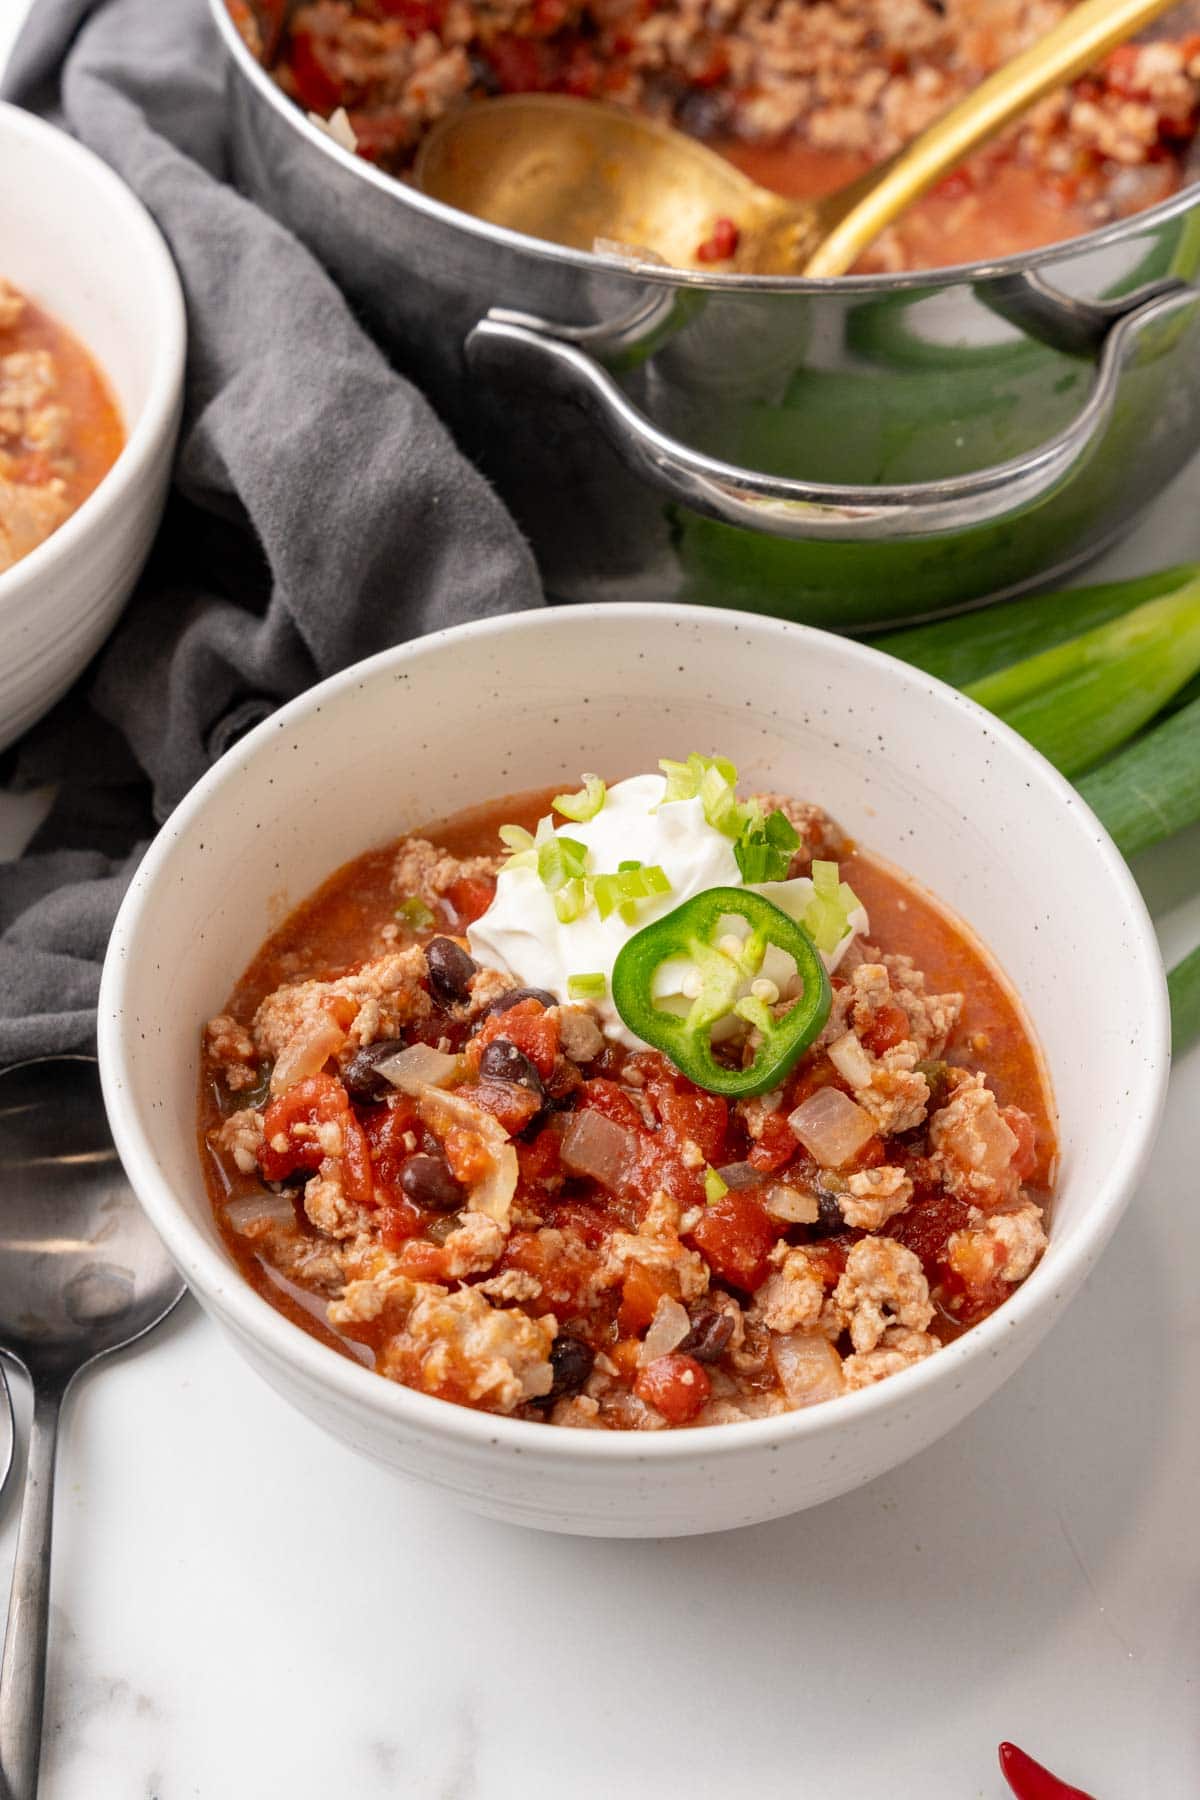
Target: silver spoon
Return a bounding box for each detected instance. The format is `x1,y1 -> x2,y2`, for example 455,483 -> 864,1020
0,1055 -> 185,1800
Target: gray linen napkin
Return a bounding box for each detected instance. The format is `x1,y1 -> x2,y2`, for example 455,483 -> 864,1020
0,0 -> 543,1062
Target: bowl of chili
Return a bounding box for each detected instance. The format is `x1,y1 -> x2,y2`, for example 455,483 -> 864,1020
98,603 -> 1170,1535
0,102 -> 185,751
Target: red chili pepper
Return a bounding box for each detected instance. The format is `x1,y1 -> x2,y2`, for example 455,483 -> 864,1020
999,1743 -> 1097,1800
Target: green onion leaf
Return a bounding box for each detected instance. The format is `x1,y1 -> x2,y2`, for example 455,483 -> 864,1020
801,862 -> 862,953
868,564 -> 1200,689
1169,944 -> 1200,1058
568,972 -> 608,1001
735,807 -> 799,883
553,773 -> 606,823
395,895 -> 435,930
659,752 -> 739,807
1077,694 -> 1200,860
618,860 -> 643,872
704,1166 -> 729,1204
537,833 -> 589,893
963,579 -> 1200,779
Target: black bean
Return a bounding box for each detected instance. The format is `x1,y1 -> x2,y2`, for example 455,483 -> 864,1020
341,1038 -> 408,1102
807,1191 -> 846,1239
400,1153 -> 464,1212
426,936 -> 477,1006
545,1334 -> 594,1402
680,1309 -> 735,1363
479,1038 -> 544,1097
485,986 -> 557,1016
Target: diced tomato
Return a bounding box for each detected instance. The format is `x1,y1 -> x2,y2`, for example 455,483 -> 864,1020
844,1134 -> 886,1174
618,1262 -> 675,1334
500,1225 -> 599,1316
360,1100 -> 419,1199
862,1002 -> 909,1056
287,30 -> 343,114
397,1238 -> 448,1281
443,1126 -> 494,1187
340,1110 -> 375,1203
454,1078 -> 542,1136
688,1190 -> 778,1292
689,42 -> 730,87
558,41 -> 601,97
784,1054 -> 846,1111
379,1197 -> 424,1249
467,998 -> 559,1080
446,875 -> 496,925
1002,1105 -> 1039,1182
886,1190 -> 973,1279
747,1109 -> 797,1174
529,0 -> 568,33
655,1086 -> 728,1165
634,1354 -> 711,1424
518,1125 -> 564,1188
377,0 -> 444,29
484,33 -> 555,93
696,216 -> 739,263
260,1073 -> 347,1181
575,1077 -> 645,1135
803,1238 -> 851,1287
933,167 -> 974,201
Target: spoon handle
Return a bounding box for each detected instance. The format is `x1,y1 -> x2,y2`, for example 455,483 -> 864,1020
0,1381 -> 63,1800
804,0 -> 1180,276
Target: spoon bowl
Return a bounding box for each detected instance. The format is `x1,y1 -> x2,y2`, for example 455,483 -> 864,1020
416,0 -> 1179,275
0,1055 -> 184,1800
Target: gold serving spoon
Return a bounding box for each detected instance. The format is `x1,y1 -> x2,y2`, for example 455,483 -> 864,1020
416,0 -> 1182,276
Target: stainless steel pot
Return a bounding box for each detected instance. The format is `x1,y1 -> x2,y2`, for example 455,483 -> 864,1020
212,0 -> 1200,628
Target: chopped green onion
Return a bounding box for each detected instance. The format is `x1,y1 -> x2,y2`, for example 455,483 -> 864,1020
735,806 -> 800,883
395,895 -> 435,931
963,580 -> 1200,779
1169,944 -> 1200,1057
1077,694 -> 1200,860
554,877 -> 593,924
594,864 -> 672,922
801,861 -> 862,953
660,753 -> 739,805
698,764 -> 745,837
568,972 -> 608,1001
618,860 -> 643,872
498,824 -> 534,852
537,833 -> 589,894
704,1165 -> 729,1204
553,773 -> 606,822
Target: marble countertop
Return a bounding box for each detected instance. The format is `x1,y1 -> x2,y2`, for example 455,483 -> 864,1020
2,4 -> 1199,1792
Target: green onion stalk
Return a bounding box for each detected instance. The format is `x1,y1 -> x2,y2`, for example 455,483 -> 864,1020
870,565 -> 1200,1056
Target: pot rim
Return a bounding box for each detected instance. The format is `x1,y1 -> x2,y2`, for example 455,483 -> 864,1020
211,0 -> 1200,297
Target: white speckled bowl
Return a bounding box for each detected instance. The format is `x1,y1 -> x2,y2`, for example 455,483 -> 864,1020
0,102 -> 185,751
98,606 -> 1169,1536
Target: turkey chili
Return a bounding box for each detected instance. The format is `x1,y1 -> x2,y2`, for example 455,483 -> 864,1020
200,760 -> 1054,1429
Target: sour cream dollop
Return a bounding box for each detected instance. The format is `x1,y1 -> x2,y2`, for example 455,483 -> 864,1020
468,772 -> 867,1050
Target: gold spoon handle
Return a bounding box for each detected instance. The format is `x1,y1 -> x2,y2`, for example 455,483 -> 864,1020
803,0 -> 1183,278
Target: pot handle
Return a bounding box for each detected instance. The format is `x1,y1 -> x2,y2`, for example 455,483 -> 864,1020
465,283 -> 1200,543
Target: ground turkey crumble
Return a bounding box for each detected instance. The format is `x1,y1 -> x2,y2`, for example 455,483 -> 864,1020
235,0 -> 1200,265
201,800 -> 1052,1429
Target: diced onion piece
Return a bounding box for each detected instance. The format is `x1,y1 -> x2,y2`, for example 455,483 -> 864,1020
416,1085 -> 517,1226
376,1042 -> 461,1094
714,1161 -> 762,1191
223,1193 -> 298,1236
553,773 -> 606,822
639,1295 -> 692,1366
762,1184 -> 819,1224
270,1008 -> 349,1095
560,1110 -> 635,1188
770,1332 -> 844,1407
788,1087 -> 876,1168
826,1030 -> 874,1090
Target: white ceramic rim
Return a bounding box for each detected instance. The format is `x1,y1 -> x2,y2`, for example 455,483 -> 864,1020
99,603 -> 1172,1463
0,101 -> 187,613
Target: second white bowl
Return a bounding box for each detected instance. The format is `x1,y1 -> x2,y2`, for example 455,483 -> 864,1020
0,102 -> 185,751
